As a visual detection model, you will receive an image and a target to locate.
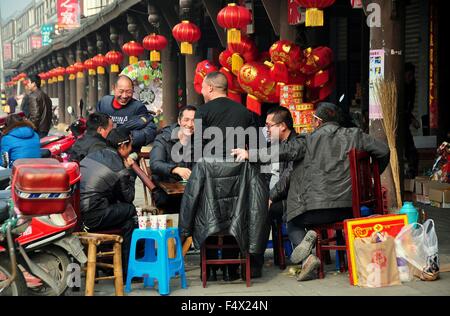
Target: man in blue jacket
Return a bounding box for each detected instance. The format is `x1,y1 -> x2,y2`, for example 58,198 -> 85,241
97,75 -> 157,150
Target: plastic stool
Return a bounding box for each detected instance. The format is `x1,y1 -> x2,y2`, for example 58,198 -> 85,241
125,227 -> 187,295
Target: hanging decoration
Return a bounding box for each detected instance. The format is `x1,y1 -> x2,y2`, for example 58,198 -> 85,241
294,0 -> 336,27
105,50 -> 124,73
193,60 -> 218,94
218,49 -> 245,103
65,65 -> 77,81
92,54 -> 107,75
217,3 -> 252,45
172,20 -> 201,55
54,67 -> 66,82
39,72 -> 49,87
142,34 -> 168,62
122,41 -> 144,65
84,59 -> 97,76
73,62 -> 86,78
228,35 -> 258,76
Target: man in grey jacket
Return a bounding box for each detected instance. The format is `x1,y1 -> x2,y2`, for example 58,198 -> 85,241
232,102 -> 390,281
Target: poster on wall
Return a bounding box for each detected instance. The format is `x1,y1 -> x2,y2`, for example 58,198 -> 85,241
57,0 -> 81,30
120,61 -> 163,115
369,49 -> 385,119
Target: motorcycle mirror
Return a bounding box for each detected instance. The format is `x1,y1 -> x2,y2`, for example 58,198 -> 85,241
67,106 -> 73,115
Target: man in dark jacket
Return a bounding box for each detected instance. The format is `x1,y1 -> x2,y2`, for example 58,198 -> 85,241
26,75 -> 52,138
80,129 -> 137,274
196,71 -> 253,159
97,75 -> 157,150
179,160 -> 270,281
150,105 -> 196,213
69,112 -> 113,163
232,102 -> 390,281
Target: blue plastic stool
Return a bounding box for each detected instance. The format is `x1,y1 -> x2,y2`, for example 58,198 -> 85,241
125,227 -> 187,295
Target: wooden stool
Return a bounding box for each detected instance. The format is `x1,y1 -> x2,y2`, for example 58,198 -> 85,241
74,232 -> 124,296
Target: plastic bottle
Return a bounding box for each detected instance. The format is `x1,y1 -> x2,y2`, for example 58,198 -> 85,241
399,202 -> 419,224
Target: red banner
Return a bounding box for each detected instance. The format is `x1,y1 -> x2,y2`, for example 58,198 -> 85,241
30,36 -> 42,49
3,43 -> 12,61
57,0 -> 81,29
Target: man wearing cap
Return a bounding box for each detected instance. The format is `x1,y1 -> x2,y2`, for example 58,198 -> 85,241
232,102 -> 390,281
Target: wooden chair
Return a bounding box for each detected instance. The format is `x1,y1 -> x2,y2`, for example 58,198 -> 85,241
201,234 -> 251,288
74,232 -> 124,296
313,149 -> 384,279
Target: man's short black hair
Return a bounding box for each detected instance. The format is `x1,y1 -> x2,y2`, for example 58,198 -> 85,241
266,106 -> 294,131
29,74 -> 41,89
178,105 -> 197,120
87,112 -> 111,132
106,128 -> 131,149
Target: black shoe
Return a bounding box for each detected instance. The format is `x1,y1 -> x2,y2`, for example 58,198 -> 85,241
200,267 -> 218,282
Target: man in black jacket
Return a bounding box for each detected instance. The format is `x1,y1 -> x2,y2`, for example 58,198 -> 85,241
150,105 -> 196,213
232,102 -> 390,281
80,129 -> 137,274
97,75 -> 157,150
69,112 -> 113,162
26,75 -> 52,138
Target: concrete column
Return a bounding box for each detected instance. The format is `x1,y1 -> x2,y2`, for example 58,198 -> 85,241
88,70 -> 98,113
64,76 -> 71,124
69,76 -> 77,123
57,76 -> 65,124
97,66 -> 108,102
185,54 -> 203,106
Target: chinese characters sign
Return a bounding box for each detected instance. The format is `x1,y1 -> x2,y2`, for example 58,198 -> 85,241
3,43 -> 12,61
41,24 -> 54,46
369,49 -> 385,119
30,36 -> 42,49
57,0 -> 81,30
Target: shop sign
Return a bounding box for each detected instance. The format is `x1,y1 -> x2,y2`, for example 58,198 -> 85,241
57,0 -> 81,30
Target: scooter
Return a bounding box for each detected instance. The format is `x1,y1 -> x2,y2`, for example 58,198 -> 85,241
0,159 -> 87,296
40,106 -> 87,162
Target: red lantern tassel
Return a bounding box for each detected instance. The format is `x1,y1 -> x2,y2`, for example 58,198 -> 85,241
227,28 -> 241,44
181,42 -> 193,55
231,53 -> 244,76
129,56 -> 138,65
246,94 -> 262,116
305,8 -> 324,27
150,50 -> 161,62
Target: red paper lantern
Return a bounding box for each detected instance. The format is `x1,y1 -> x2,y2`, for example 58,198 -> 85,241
49,69 -> 58,84
74,62 -> 86,79
299,46 -> 334,75
105,50 -> 124,73
218,49 -> 244,102
65,65 -> 77,80
238,62 -> 278,115
92,54 -> 107,75
54,67 -> 66,82
294,0 -> 336,27
306,66 -> 336,103
228,35 -> 258,76
217,3 -> 252,44
172,20 -> 201,55
122,41 -> 144,65
84,59 -> 97,76
194,60 -> 218,94
143,34 -> 168,62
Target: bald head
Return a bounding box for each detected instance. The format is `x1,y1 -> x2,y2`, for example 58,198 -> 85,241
114,75 -> 134,106
201,71 -> 228,102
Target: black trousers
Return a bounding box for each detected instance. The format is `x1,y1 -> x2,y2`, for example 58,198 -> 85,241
83,202 -> 137,274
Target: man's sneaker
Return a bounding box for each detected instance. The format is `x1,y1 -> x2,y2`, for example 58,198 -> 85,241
290,230 -> 317,264
296,254 -> 320,282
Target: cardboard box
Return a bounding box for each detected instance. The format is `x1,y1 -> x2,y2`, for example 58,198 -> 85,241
429,182 -> 450,207
404,179 -> 415,192
415,176 -> 430,195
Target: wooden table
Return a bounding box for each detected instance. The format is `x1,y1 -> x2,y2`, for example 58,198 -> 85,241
158,181 -> 186,195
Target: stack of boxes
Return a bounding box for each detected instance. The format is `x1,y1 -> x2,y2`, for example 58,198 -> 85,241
279,84 -> 314,135
404,177 -> 450,209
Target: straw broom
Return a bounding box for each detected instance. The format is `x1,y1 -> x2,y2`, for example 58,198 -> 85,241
373,77 -> 403,209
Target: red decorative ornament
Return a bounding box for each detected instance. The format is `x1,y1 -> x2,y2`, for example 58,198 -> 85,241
54,67 -> 66,82
228,35 -> 258,76
49,69 -> 58,84
122,41 -> 144,65
194,60 -> 218,94
143,34 -> 168,62
299,46 -> 334,75
105,50 -> 124,73
217,3 -> 252,44
92,54 -> 107,75
238,62 -> 278,115
219,49 -> 244,102
84,59 -> 97,76
294,0 -> 336,27
172,20 -> 201,55
65,65 -> 77,80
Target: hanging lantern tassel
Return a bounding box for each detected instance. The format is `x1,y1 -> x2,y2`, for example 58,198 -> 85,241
88,69 -> 96,76
227,28 -> 241,44
305,8 -> 324,27
181,42 -> 193,55
111,64 -> 119,73
129,56 -> 138,65
97,66 -> 105,75
246,94 -> 262,116
150,50 -> 161,62
231,53 -> 244,76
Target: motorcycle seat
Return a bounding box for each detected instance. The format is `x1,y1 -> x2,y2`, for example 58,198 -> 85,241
40,135 -> 65,147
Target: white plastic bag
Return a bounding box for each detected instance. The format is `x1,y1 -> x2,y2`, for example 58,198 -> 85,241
395,219 -> 439,281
